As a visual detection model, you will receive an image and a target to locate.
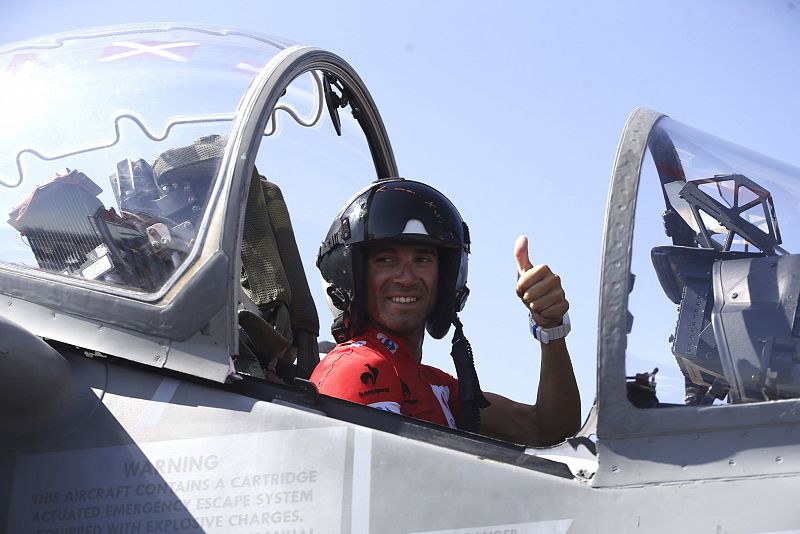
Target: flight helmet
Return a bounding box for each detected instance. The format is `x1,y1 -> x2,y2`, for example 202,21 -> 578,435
317,178 -> 470,342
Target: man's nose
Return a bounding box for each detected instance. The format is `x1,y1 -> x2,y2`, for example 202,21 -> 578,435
394,261 -> 417,283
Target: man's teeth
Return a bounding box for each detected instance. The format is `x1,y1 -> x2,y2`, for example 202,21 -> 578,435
390,296 -> 418,303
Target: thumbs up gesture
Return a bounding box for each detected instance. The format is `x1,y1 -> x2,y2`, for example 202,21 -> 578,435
514,235 -> 569,329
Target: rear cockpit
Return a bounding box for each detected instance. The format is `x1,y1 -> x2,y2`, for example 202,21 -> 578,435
625,115 -> 800,407
594,109 -> 800,488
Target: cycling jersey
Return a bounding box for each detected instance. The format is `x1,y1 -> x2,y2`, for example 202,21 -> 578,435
309,326 -> 460,429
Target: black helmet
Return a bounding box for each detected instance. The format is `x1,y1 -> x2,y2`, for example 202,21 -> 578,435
318,178 -> 470,341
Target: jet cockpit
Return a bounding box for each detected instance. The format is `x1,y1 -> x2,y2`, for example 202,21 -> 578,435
3,24 -> 800,534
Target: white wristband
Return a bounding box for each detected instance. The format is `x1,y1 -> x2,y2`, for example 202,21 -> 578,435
529,312 -> 571,344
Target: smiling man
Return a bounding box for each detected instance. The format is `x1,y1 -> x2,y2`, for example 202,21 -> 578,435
310,178 -> 580,446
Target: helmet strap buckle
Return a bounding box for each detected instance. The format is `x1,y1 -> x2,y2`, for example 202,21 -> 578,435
331,313 -> 350,344
454,286 -> 470,312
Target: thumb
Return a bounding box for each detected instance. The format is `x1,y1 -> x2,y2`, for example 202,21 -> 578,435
514,235 -> 533,274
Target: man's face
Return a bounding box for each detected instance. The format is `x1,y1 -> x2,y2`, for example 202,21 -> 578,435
364,244 -> 439,338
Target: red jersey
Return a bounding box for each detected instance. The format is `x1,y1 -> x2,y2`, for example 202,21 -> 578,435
309,327 -> 460,429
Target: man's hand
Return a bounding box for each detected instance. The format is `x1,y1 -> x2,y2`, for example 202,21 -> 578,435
514,235 -> 569,329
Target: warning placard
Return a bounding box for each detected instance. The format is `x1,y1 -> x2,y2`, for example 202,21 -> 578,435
9,426 -> 347,533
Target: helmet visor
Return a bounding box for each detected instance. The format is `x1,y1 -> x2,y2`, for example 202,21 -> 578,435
364,181 -> 464,248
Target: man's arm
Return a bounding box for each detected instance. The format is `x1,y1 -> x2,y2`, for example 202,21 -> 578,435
479,236 -> 581,446
480,338 -> 580,446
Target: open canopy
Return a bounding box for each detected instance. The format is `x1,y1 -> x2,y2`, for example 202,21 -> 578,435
0,24 -> 297,295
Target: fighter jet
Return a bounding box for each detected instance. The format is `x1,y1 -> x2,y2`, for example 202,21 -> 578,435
1,23 -> 800,533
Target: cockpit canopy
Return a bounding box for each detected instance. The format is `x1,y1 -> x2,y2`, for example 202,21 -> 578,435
0,25 -> 297,296
624,113 -> 800,407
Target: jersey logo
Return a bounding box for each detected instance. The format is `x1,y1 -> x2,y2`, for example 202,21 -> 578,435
400,380 -> 419,405
349,340 -> 367,347
430,385 -> 457,429
376,332 -> 398,354
360,363 -> 379,386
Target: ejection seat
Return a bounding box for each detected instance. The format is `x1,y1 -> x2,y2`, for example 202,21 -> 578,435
236,167 -> 321,383
151,134 -> 321,383
138,134 -> 320,382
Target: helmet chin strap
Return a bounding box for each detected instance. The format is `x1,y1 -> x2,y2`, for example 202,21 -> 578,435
450,315 -> 490,433
331,312 -> 350,344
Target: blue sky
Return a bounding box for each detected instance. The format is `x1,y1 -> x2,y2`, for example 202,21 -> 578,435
2,1 -> 799,418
